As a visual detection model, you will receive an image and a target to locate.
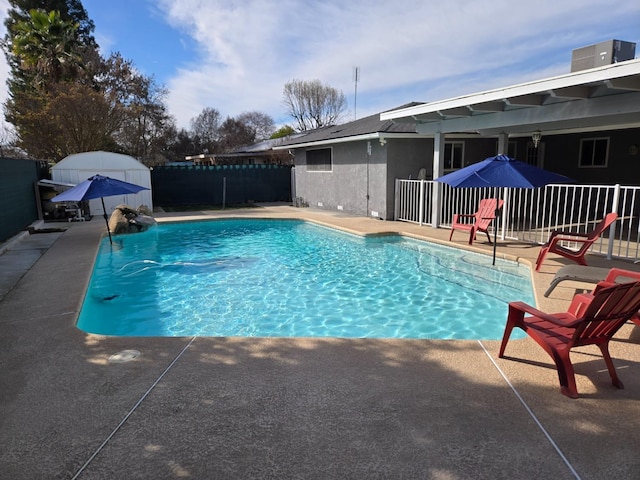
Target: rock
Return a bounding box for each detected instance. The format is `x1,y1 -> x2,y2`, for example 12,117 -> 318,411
137,204 -> 153,216
108,204 -> 157,235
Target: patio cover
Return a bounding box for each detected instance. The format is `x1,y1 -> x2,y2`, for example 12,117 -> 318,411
380,59 -> 640,138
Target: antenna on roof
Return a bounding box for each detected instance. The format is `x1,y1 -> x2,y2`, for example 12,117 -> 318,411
353,66 -> 360,121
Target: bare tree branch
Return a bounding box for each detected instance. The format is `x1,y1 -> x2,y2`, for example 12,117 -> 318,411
282,79 -> 346,131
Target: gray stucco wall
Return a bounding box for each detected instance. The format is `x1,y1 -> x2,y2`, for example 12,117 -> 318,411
295,137 -> 433,220
386,138 -> 434,181
385,138 -> 433,219
295,141 -> 375,217
541,128 -> 640,185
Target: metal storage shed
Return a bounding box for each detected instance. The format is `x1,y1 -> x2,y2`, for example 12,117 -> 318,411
51,151 -> 153,216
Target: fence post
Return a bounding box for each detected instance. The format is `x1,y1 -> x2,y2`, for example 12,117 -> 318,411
607,183 -> 621,259
222,177 -> 226,210
431,132 -> 445,228
394,178 -> 400,221
418,180 -> 425,226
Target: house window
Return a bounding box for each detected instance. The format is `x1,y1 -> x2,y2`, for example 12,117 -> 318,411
579,137 -> 609,168
306,148 -> 332,171
444,142 -> 464,170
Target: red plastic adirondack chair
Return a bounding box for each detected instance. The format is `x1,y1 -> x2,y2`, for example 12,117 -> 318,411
449,198 -> 504,245
499,280 -> 640,398
535,212 -> 618,271
597,268 -> 640,326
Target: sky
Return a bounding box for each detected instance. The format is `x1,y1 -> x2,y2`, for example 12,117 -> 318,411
0,0 -> 639,132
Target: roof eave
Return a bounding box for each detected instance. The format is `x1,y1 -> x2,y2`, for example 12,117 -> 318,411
381,58 -> 640,121
273,132 -> 428,150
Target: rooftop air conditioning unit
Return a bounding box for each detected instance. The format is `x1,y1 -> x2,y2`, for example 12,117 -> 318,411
570,39 -> 636,72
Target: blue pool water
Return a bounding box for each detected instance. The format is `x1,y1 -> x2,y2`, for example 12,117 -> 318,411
78,219 -> 533,339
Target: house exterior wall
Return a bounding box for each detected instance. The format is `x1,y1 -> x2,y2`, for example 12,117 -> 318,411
294,137 -> 433,220
541,128 -> 640,185
459,138 -> 498,166
294,140 -> 387,218
385,138 -> 433,218
293,127 -> 640,223
424,130 -> 640,185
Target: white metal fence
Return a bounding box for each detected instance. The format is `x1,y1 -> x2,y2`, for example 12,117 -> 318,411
394,179 -> 640,261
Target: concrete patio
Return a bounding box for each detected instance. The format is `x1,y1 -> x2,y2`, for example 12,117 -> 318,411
1,205 -> 640,479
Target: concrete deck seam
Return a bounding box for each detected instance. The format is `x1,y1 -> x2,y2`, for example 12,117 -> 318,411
0,310 -> 77,326
71,337 -> 196,480
477,340 -> 582,480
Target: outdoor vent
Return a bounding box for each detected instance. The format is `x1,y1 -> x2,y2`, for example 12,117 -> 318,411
571,40 -> 636,72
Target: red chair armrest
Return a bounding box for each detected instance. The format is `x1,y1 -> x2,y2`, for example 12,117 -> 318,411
547,235 -> 592,247
603,268 -> 640,284
553,231 -> 590,238
546,230 -> 590,243
452,213 -> 475,224
508,301 -> 580,327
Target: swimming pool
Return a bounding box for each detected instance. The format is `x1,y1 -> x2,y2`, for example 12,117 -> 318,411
78,219 -> 533,339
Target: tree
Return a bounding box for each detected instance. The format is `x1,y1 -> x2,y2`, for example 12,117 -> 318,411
236,111 -> 275,141
190,107 -> 221,153
270,125 -> 295,139
2,1 -> 176,163
3,0 -> 96,93
0,124 -> 18,157
164,125 -> 198,162
218,117 -> 255,153
5,81 -> 125,160
282,79 -> 347,131
101,54 -> 173,163
4,0 -> 96,47
2,1 -> 103,159
11,10 -> 84,89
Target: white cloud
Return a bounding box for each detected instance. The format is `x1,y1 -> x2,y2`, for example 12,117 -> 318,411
0,0 -> 638,134
157,0 -> 640,128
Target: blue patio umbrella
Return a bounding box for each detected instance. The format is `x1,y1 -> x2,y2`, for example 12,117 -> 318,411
437,154 -> 573,264
50,174 -> 149,244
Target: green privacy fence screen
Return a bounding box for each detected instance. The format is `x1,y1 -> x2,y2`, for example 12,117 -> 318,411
0,158 -> 46,243
151,164 -> 292,207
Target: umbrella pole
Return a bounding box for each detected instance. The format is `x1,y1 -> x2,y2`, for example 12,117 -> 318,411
493,192 -> 498,265
101,197 -> 113,245
493,222 -> 497,265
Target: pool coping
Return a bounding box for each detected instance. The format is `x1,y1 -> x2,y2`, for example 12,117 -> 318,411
2,205 -> 640,479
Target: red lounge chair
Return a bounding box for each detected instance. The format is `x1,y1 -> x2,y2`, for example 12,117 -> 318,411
449,198 -> 504,245
535,213 -> 618,272
499,280 -> 640,398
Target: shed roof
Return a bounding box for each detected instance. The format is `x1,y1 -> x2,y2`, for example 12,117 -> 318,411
52,151 -> 149,171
